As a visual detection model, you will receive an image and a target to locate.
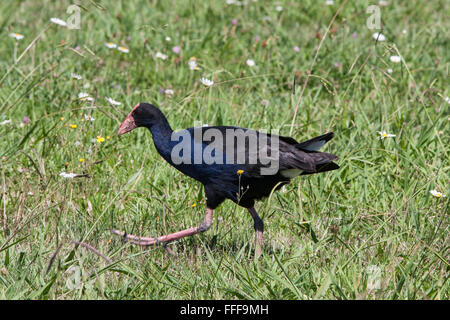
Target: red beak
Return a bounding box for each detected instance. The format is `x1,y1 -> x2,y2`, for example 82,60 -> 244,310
117,103 -> 139,135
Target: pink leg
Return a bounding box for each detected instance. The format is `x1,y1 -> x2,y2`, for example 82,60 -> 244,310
112,208 -> 213,246
248,207 -> 264,258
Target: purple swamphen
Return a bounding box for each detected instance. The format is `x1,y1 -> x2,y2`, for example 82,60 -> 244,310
113,103 -> 339,256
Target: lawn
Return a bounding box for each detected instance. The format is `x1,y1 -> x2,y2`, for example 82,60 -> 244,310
0,0 -> 448,299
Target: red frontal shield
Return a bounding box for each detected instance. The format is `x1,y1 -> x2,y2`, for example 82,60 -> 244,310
117,103 -> 139,135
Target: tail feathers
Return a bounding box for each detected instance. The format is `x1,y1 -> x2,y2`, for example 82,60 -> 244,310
301,151 -> 339,175
296,132 -> 334,152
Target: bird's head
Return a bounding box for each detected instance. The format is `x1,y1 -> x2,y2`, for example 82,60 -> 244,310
117,103 -> 165,135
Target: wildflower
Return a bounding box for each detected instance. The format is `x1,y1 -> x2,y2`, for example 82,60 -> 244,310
390,55 -> 401,63
117,46 -> 129,53
402,29 -> 407,34
444,96 -> 450,104
164,89 -> 174,97
70,124 -> 77,129
261,99 -> 269,107
237,169 -> 244,175
155,52 -> 168,60
50,18 -> 67,27
60,117 -> 65,121
59,172 -> 78,179
387,68 -> 393,74
293,46 -> 300,52
372,32 -> 386,42
165,36 -> 171,42
276,5 -> 283,11
377,131 -> 396,139
78,92 -> 93,101
71,73 -> 82,80
378,0 -> 389,6
352,32 -> 358,39
79,158 -> 85,163
74,141 -> 81,146
106,136 -> 111,140
172,46 -> 181,54
430,190 -> 446,198
200,77 -> 214,87
23,116 -> 30,124
9,33 -> 24,40
325,0 -> 334,5
0,119 -> 11,126
105,42 -> 117,49
97,136 -> 105,143
106,97 -> 121,105
191,203 -> 196,208
232,18 -> 238,26
188,57 -> 200,70
83,114 -> 95,122
246,59 -> 256,67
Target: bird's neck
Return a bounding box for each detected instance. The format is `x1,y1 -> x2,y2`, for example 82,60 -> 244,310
148,119 -> 174,160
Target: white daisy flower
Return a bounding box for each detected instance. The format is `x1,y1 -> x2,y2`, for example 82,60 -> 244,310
0,119 -> 11,126
325,0 -> 334,5
9,33 -> 24,40
390,55 -> 401,63
387,68 -> 393,74
246,59 -> 256,67
188,57 -> 200,70
50,18 -> 67,27
164,89 -> 174,96
106,97 -> 121,105
200,78 -> 214,87
105,42 -> 117,49
377,131 -> 396,139
402,29 -> 407,34
155,52 -> 168,60
430,190 -> 446,198
378,0 -> 389,6
78,92 -> 94,101
275,5 -> 283,11
165,36 -> 171,42
83,114 -> 95,122
444,96 -> 450,104
59,172 -> 78,179
117,46 -> 129,53
372,32 -> 386,42
226,0 -> 235,4
71,73 -> 82,80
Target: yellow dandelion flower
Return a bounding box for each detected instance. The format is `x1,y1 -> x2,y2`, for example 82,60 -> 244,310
97,136 -> 105,143
237,169 -> 244,175
191,203 -> 196,208
106,136 -> 111,140
70,124 -> 77,129
60,117 -> 65,121
79,158 -> 85,162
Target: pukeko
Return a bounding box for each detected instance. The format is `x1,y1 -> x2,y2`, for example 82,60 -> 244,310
113,103 -> 339,256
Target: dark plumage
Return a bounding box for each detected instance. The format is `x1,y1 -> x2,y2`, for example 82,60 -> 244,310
113,103 -> 339,256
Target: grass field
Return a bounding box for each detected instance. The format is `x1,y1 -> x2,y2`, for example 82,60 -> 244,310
0,0 -> 448,299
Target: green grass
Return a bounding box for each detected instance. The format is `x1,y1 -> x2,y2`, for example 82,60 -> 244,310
0,0 -> 448,299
